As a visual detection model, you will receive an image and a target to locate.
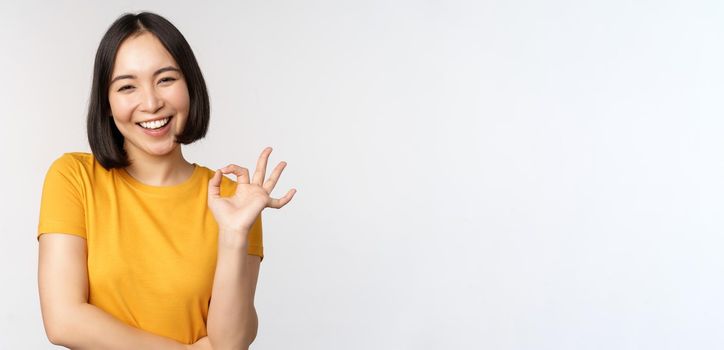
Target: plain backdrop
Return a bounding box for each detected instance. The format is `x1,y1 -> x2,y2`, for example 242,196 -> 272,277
2,0 -> 723,349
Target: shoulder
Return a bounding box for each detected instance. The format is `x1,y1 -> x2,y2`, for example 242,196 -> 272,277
44,152 -> 110,189
40,153 -> 94,207
48,152 -> 94,168
45,152 -> 93,175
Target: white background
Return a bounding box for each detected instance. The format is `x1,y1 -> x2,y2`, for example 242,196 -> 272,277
2,0 -> 723,349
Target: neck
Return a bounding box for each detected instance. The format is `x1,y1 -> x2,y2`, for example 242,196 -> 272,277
122,143 -> 195,187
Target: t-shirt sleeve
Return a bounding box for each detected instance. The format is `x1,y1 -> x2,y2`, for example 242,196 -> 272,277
37,154 -> 87,240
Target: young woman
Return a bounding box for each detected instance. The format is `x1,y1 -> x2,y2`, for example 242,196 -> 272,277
37,12 -> 296,350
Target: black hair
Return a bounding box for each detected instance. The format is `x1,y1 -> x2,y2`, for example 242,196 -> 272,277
87,12 -> 209,169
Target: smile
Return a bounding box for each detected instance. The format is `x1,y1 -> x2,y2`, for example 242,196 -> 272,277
137,116 -> 172,130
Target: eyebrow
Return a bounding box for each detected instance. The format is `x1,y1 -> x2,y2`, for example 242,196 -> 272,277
110,66 -> 181,85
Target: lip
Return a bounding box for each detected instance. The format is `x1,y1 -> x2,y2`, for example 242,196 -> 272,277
137,115 -> 173,137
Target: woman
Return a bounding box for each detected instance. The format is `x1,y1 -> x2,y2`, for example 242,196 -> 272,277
37,12 -> 296,349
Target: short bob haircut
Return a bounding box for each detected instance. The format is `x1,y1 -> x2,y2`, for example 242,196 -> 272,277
87,12 -> 209,170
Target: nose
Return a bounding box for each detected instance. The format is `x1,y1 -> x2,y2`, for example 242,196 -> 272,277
140,86 -> 164,113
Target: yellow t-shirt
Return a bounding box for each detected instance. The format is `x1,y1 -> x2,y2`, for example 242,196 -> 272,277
37,152 -> 263,344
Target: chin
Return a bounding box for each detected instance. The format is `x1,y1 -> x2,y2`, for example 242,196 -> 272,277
135,138 -> 176,156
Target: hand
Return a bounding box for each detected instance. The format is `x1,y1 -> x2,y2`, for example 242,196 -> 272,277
208,147 -> 297,235
185,336 -> 212,350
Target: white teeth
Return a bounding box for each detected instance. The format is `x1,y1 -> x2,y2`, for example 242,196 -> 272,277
139,117 -> 170,130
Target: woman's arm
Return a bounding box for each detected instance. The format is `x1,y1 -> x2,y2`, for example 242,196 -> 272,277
38,233 -> 192,350
205,148 -> 295,350
206,231 -> 261,350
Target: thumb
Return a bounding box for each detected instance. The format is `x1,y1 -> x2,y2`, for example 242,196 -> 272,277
208,169 -> 222,199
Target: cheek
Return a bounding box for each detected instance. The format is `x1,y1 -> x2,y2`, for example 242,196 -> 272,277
108,96 -> 135,122
166,84 -> 190,112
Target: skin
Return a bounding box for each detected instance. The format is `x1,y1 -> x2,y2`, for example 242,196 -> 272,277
107,31 -> 297,348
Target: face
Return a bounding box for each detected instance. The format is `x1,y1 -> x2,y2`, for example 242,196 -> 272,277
108,31 -> 190,158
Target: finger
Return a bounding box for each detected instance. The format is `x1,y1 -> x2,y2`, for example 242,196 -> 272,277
263,161 -> 287,193
268,188 -> 297,209
208,169 -> 222,199
221,164 -> 250,184
252,147 -> 273,186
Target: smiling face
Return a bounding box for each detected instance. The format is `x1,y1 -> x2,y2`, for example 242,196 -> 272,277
108,31 -> 190,159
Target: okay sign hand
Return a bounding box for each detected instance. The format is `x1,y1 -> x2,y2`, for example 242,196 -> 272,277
208,147 -> 297,236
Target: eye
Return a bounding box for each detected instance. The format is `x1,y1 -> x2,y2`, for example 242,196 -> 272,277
159,77 -> 176,84
117,85 -> 134,92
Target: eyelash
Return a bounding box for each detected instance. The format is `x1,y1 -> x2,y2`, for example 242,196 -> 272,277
117,77 -> 177,92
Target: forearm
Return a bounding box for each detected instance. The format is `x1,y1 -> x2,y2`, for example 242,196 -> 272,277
207,230 -> 257,350
46,302 -> 186,350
